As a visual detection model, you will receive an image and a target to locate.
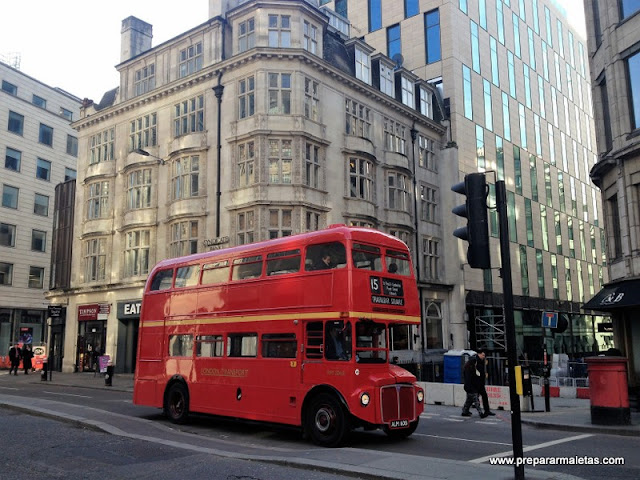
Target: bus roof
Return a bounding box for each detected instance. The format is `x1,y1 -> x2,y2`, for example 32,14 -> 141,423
149,225 -> 408,273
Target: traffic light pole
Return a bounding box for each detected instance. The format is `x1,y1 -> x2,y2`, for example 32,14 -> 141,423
496,180 -> 525,480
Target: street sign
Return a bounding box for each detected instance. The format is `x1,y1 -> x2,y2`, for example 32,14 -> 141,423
542,311 -> 558,328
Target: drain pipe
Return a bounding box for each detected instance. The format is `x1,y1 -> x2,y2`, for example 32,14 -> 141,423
410,125 -> 426,361
213,73 -> 224,238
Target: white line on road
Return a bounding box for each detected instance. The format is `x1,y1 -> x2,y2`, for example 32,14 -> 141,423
469,433 -> 594,463
43,391 -> 92,399
414,433 -> 513,446
0,386 -> 19,390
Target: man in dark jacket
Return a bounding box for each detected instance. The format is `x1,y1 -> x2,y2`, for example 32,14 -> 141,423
8,344 -> 21,375
461,354 -> 483,417
475,348 -> 496,416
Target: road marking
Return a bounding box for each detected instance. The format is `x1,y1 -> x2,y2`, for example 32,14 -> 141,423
0,386 -> 19,391
469,433 -> 594,463
414,433 -> 513,446
43,391 -> 92,399
443,417 -> 464,422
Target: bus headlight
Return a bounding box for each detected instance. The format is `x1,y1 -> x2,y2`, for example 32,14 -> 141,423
417,390 -> 424,403
360,392 -> 371,406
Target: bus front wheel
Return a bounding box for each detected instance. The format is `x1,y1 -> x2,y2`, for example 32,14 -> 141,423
164,382 -> 190,424
306,393 -> 348,447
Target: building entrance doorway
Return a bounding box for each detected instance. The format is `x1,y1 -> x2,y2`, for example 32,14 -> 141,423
77,321 -> 105,372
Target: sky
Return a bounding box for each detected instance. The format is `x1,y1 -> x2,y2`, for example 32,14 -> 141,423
0,0 -> 586,102
1,0 -> 209,100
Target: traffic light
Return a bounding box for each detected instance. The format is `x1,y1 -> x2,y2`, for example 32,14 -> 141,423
452,172 -> 490,269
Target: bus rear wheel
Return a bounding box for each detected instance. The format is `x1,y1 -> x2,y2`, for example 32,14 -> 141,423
383,419 -> 419,439
306,393 -> 349,447
164,382 -> 190,424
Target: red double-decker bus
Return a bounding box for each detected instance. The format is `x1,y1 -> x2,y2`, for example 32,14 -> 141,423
133,225 -> 424,446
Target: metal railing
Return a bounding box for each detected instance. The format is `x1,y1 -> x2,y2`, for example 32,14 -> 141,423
399,355 -> 589,387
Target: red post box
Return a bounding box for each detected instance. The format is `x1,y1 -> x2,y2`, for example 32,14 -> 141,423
585,356 -> 630,425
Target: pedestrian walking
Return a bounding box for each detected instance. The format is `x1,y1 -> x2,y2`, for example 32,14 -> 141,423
475,348 -> 496,417
8,344 -> 21,375
21,344 -> 33,374
461,353 -> 483,417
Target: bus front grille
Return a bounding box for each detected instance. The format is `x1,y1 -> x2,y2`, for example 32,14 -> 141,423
380,385 -> 415,422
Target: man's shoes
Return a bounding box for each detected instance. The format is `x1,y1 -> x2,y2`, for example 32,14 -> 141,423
485,411 -> 496,416
461,411 -> 472,417
480,412 -> 489,418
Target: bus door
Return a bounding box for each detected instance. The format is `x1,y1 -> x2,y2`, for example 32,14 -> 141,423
254,332 -> 300,423
302,320 -> 352,386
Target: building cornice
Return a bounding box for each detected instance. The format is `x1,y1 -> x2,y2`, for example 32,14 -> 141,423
74,48 -> 445,136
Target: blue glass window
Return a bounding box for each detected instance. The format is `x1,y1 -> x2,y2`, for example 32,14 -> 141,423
490,37 -> 499,86
622,0 -> 640,19
528,28 -> 536,70
544,6 -> 553,46
335,0 -> 347,18
484,80 -> 493,131
502,92 -> 511,141
513,13 -> 521,58
369,0 -> 382,32
508,51 -> 516,97
628,51 -> 640,130
496,0 -> 505,44
405,0 -> 419,18
471,21 -> 480,73
519,103 -> 527,150
523,65 -> 532,109
387,24 -> 401,60
557,20 -> 564,58
479,0 -> 487,29
463,65 -> 473,120
424,9 -> 441,64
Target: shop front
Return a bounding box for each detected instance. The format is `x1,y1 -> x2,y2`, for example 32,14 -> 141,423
1,308 -> 46,368
116,300 -> 141,374
76,304 -> 109,372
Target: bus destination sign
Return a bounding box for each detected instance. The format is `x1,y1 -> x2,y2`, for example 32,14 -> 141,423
370,276 -> 404,306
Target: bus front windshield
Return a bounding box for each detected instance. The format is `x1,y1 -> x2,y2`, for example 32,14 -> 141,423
355,321 -> 387,363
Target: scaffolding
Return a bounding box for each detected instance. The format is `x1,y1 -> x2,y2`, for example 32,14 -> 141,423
475,314 -> 506,351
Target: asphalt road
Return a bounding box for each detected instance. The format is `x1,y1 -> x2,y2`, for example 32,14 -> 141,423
1,381 -> 639,480
0,408 -> 360,480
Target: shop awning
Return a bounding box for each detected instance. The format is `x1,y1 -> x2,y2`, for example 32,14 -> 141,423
582,279 -> 640,311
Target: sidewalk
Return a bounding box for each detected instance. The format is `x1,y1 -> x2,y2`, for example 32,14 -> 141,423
520,396 -> 640,437
2,370 -> 637,480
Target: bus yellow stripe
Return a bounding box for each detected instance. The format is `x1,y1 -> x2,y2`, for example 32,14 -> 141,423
140,310 -> 420,327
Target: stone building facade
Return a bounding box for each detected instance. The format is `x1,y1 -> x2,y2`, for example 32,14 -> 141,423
45,0 -> 448,373
583,1 -> 640,389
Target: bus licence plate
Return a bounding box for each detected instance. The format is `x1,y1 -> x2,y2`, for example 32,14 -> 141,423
390,419 -> 409,429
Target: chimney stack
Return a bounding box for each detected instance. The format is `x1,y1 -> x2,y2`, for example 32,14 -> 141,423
120,16 -> 153,63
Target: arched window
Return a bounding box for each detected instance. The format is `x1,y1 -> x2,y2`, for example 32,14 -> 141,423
425,301 -> 443,349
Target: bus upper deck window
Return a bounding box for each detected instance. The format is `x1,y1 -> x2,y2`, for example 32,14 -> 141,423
175,265 -> 200,288
232,255 -> 263,280
352,243 -> 382,271
266,249 -> 301,276
150,269 -> 174,291
202,260 -> 230,285
385,249 -> 411,276
305,242 -> 346,271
